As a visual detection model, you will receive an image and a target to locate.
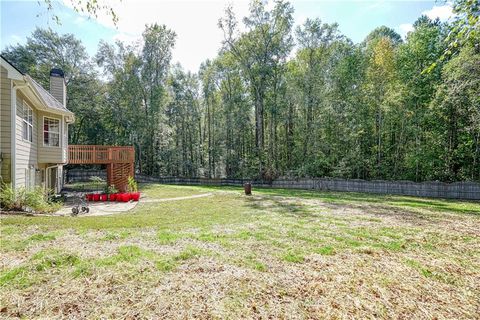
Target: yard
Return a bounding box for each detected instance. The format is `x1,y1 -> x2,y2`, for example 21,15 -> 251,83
1,184 -> 479,319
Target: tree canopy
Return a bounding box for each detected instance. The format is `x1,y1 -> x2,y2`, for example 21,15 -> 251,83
4,0 -> 479,182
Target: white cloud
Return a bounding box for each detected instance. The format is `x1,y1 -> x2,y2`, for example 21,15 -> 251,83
398,3 -> 454,41
399,23 -> 413,38
422,4 -> 453,21
63,0 -> 251,72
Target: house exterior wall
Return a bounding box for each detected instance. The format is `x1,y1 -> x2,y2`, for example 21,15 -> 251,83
0,66 -> 12,184
15,90 -> 39,188
1,60 -> 71,193
37,110 -> 67,164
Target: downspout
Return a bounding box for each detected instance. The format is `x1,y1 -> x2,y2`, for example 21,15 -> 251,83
10,80 -> 15,189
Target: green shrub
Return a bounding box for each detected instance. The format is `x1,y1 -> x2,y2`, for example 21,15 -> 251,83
0,183 -> 25,211
0,183 -> 61,213
104,184 -> 118,194
89,176 -> 106,191
25,187 -> 61,213
127,176 -> 138,192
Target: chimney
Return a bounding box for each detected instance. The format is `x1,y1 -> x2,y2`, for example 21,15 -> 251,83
49,68 -> 66,107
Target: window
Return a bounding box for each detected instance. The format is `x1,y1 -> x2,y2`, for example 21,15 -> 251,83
43,117 -> 60,147
22,103 -> 33,142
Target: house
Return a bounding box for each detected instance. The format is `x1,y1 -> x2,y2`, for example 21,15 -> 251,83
0,55 -> 75,193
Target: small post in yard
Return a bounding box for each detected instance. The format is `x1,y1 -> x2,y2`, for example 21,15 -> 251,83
244,182 -> 252,195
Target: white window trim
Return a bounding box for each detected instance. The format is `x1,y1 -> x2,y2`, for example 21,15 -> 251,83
43,116 -> 61,148
22,101 -> 33,143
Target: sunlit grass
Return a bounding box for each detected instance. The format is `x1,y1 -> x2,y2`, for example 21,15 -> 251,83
1,183 -> 479,318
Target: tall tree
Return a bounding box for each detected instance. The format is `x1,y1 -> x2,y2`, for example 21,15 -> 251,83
219,0 -> 294,178
140,24 -> 176,175
429,46 -> 480,181
2,28 -> 105,145
294,18 -> 344,173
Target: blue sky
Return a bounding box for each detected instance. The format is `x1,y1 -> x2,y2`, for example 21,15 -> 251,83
1,0 -> 453,72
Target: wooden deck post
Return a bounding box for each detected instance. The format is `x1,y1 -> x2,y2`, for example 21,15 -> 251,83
107,163 -> 113,188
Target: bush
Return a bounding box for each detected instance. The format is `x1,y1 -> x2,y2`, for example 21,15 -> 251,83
0,183 -> 61,214
90,176 -> 106,191
25,187 -> 62,213
104,184 -> 118,194
0,183 -> 25,211
127,177 -> 138,192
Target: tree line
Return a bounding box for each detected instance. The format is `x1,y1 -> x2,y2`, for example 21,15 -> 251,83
3,0 -> 479,182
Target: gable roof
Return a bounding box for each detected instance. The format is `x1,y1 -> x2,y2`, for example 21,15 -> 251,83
1,55 -> 74,121
27,75 -> 71,113
0,55 -> 24,80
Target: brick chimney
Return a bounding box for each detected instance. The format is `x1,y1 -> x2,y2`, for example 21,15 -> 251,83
49,68 -> 66,107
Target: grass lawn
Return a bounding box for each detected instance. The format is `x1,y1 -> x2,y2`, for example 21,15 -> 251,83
1,184 -> 479,319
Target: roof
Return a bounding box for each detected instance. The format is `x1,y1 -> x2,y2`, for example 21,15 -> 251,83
1,55 -> 74,121
27,75 -> 71,114
0,54 -> 25,76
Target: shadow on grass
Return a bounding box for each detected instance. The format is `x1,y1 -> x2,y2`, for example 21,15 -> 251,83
137,183 -> 479,215
245,196 -> 316,218
320,201 -> 437,226
244,192 -> 436,226
239,187 -> 480,216
142,183 -> 480,215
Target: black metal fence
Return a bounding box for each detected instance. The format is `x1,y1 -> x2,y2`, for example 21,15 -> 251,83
65,169 -> 480,200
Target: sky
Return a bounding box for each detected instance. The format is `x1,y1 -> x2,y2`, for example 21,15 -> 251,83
0,0 -> 454,72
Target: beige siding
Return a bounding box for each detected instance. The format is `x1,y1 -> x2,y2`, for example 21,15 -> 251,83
0,66 -> 12,183
15,91 -> 38,188
1,64 -> 70,190
37,110 -> 66,164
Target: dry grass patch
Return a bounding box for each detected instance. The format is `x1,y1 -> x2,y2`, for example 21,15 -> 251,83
1,184 -> 479,319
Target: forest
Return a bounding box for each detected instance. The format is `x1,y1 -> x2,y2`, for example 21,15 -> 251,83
2,0 -> 479,182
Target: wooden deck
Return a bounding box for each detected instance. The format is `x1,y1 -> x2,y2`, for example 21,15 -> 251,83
68,145 -> 135,164
68,145 -> 135,192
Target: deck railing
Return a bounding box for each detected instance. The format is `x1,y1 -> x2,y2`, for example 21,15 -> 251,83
68,145 -> 135,164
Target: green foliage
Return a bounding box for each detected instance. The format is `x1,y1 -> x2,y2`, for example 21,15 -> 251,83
25,187 -> 62,213
428,45 -> 480,180
39,0 -> 118,26
445,0 -> 480,56
0,183 -> 25,211
127,177 -> 138,192
104,185 -> 118,194
2,0 -> 478,183
89,176 -> 105,184
0,183 -> 60,213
